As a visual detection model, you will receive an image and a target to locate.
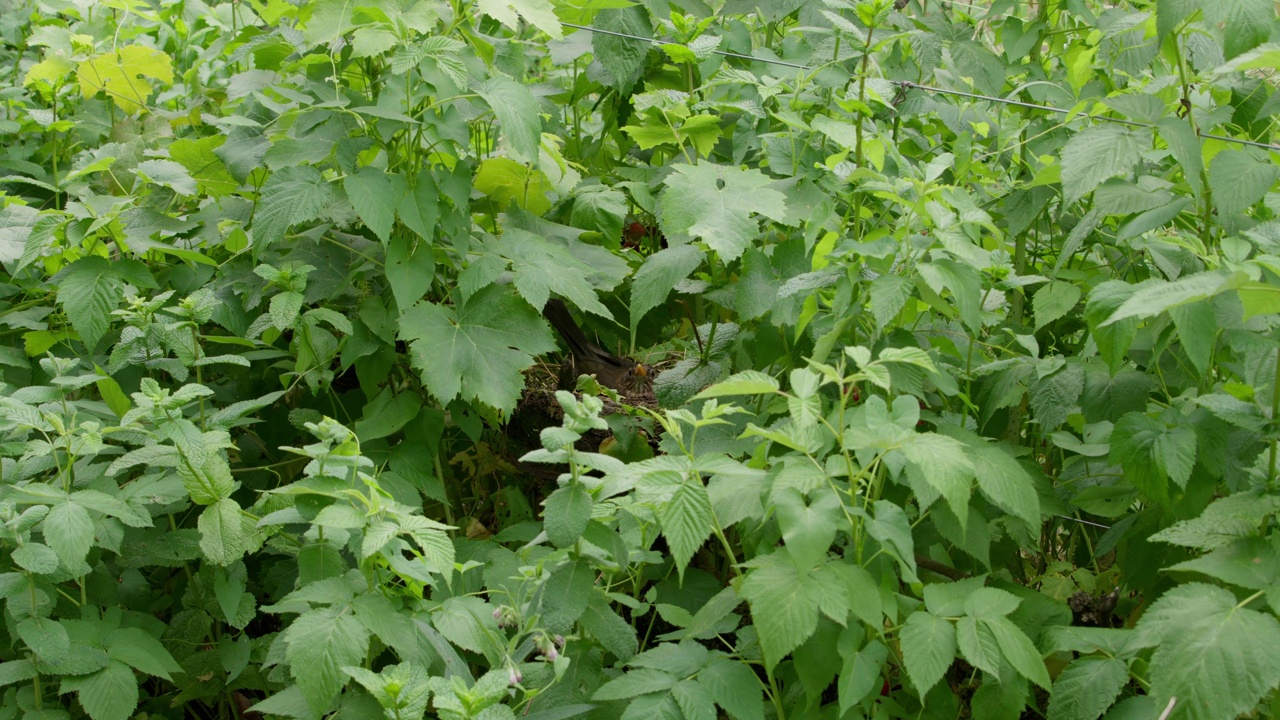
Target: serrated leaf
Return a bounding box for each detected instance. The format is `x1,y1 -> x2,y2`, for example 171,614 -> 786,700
1204,0 -> 1273,59
661,479 -> 714,578
198,498 -> 246,566
693,370 -> 779,399
901,611 -> 955,694
581,594 -> 638,662
1047,656 -> 1133,720
544,482 -> 592,548
478,0 -> 562,38
476,74 -> 543,162
697,656 -> 763,720
344,167 -> 404,243
500,229 -> 611,318
1209,149 -> 1278,218
42,501 -> 93,568
56,257 -> 122,348
1033,281 -> 1082,330
1136,583 -> 1280,720
594,667 -> 678,700
631,245 -> 704,331
400,285 -> 556,413
591,7 -> 652,91
984,615 -> 1050,689
740,553 -> 821,669
956,616 -> 1001,676
62,661 -> 138,720
252,165 -> 332,249
658,164 -> 788,263
104,628 -> 181,680
540,560 -> 593,634
284,605 -> 371,715
1060,126 -> 1150,205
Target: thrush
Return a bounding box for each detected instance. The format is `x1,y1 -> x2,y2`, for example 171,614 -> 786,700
542,298 -> 652,397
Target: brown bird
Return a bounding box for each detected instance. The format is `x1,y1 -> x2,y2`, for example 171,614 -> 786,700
542,298 -> 652,397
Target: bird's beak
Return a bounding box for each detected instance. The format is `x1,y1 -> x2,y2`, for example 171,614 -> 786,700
634,364 -> 647,377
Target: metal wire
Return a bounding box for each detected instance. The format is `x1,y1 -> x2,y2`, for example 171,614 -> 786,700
562,21 -> 1280,152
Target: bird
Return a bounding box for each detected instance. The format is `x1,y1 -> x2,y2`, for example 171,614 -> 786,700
542,298 -> 652,398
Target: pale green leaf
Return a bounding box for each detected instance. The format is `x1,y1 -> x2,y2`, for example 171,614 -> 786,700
1034,281 -> 1082,330
1047,657 -> 1133,720
693,370 -> 780,399
540,560 -> 594,634
661,480 -> 714,578
984,616 -> 1050,689
740,553 -> 820,669
697,656 -> 764,720
399,285 -> 557,413
658,164 -> 788,263
631,245 -> 703,331
1060,126 -> 1150,205
284,605 -> 371,715
478,0 -> 563,38
1209,149 -> 1277,217
900,611 -> 955,694
252,166 -> 332,249
344,167 -> 404,243
1136,583 -> 1280,720
544,482 -> 592,548
198,498 -> 246,566
42,501 -> 93,568
476,74 -> 543,162
62,661 -> 138,720
55,257 -> 122,348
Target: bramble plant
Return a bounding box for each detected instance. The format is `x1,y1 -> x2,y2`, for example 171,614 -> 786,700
0,0 -> 1279,718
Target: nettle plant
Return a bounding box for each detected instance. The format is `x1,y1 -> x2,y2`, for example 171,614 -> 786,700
0,0 -> 1279,718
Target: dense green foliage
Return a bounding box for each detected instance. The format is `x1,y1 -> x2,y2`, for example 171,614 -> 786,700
1,0 -> 1280,718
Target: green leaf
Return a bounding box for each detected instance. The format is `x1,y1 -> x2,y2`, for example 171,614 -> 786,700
591,7 -> 652,91
386,234 -> 436,310
658,164 -> 788,263
740,553 -> 821,669
476,74 -> 543,163
284,605 -> 372,715
354,387 -> 423,442
1156,118 -> 1203,198
697,656 -> 764,720
918,259 -> 983,333
198,498 -> 246,566
544,481 -> 592,548
694,370 -> 780,399
252,165 -> 333,249
500,229 -> 612,318
1136,583 -> 1280,720
580,594 -> 639,662
1209,149 -> 1278,218
270,291 -> 303,330
984,616 -> 1050,689
956,616 -> 1002,676
62,661 -> 138,720
1047,656 -> 1132,720
838,637 -> 888,713
477,0 -> 562,39
901,433 -> 974,529
42,501 -> 93,568
594,667 -> 678,700
1203,0 -> 1273,58
1059,126 -> 1150,205
967,442 -> 1041,528
775,488 -> 840,570
56,257 -> 122,348
400,285 -> 557,413
540,560 -> 593,634
672,678 -> 717,720
0,659 -> 36,687
631,245 -> 704,331
398,169 -> 439,241
17,617 -> 69,664
900,612 -> 956,694
344,167 -> 404,243
104,628 -> 182,680
1166,535 -> 1280,590
661,479 -> 715,578
1033,281 -> 1082,330
12,543 -> 60,574
1157,0 -> 1199,42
